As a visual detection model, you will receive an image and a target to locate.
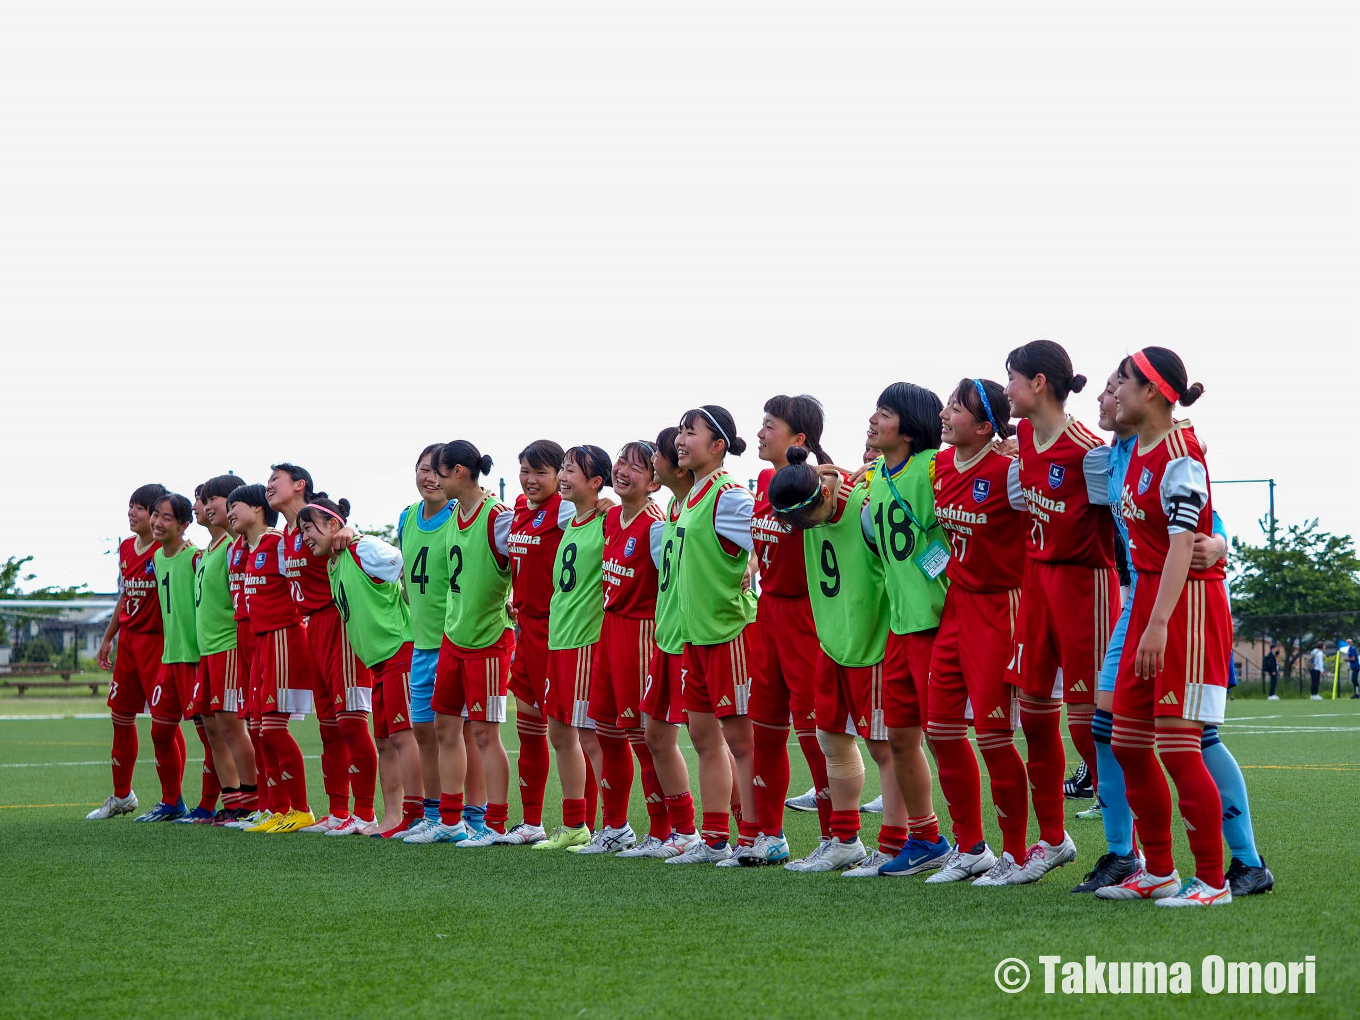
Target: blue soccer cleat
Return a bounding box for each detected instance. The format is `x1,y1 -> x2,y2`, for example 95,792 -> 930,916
172,806 -> 217,824
877,835 -> 952,877
134,799 -> 188,822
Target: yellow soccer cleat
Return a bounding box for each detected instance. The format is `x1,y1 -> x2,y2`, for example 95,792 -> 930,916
244,811 -> 284,833
268,809 -> 317,834
531,824 -> 591,851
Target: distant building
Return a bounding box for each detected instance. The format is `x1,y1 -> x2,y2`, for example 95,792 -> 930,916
0,597 -> 117,666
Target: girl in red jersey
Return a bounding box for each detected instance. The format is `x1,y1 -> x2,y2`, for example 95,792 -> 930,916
924,379 -> 1032,883
1096,348 -> 1233,908
741,395 -> 834,865
992,340 -> 1117,885
87,483 -> 169,820
576,441 -> 668,853
229,483 -> 317,834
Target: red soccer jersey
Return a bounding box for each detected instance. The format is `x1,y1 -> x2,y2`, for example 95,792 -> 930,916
755,467 -> 775,502
228,536 -> 249,622
242,532 -> 301,634
933,444 -> 1028,593
1120,421 -> 1224,581
282,523 -> 333,613
508,493 -> 573,619
117,537 -> 163,634
752,502 -> 810,598
1015,417 -> 1115,568
603,503 -> 664,618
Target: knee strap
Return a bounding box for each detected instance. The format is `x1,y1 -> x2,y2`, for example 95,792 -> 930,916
816,730 -> 865,780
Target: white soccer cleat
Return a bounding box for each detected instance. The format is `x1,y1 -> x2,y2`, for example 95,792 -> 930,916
925,842 -> 998,883
403,817 -> 437,839
224,809 -> 269,830
1094,867 -> 1182,901
1266,695 -> 1280,701
972,851 -> 1022,886
298,813 -> 348,834
664,839 -> 733,865
325,815 -> 375,836
492,822 -> 547,845
1155,876 -> 1232,907
86,792 -> 138,820
789,836 -> 866,872
1008,832 -> 1077,884
784,786 -> 820,812
616,834 -> 667,858
784,836 -> 832,871
736,833 -> 791,867
860,795 -> 883,814
571,823 -> 637,855
842,849 -> 893,877
402,820 -> 468,844
455,826 -> 502,847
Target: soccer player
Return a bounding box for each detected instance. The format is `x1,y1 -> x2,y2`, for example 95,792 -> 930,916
987,340 -> 1112,884
1096,347 -> 1234,907
266,464 -> 377,833
534,445 -> 614,852
924,379 -> 1030,882
742,396 -> 833,866
299,497 -> 416,836
666,405 -> 757,866
406,442 -> 516,846
862,383 -> 951,877
88,483 -> 168,820
768,450 -> 917,874
619,427 -> 701,860
499,441 -> 581,845
198,474 -> 258,823
576,441 -> 668,854
129,493 -> 197,822
230,483 -> 317,833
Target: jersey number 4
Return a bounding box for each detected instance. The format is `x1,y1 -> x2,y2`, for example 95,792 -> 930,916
410,546 -> 430,594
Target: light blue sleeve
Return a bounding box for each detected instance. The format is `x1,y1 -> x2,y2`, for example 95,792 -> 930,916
1211,510 -> 1227,540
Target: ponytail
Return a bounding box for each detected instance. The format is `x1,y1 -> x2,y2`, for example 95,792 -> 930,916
1005,340 -> 1087,403
764,393 -> 831,463
1120,347 -> 1205,407
439,440 -> 494,479
297,496 -> 352,528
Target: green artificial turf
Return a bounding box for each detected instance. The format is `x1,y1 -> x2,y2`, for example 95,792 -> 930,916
1,698 -> 1355,1018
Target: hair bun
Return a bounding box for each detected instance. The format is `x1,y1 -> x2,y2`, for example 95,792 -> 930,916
313,490 -> 329,502
337,498 -> 352,518
1069,373 -> 1088,394
728,437 -> 748,457
1180,382 -> 1205,406
785,446 -> 811,466
479,455 -> 494,475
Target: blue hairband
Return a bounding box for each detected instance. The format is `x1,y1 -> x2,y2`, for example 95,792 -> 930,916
973,379 -> 1000,436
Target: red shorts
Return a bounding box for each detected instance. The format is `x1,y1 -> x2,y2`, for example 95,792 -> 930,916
815,653 -> 885,740
681,629 -> 753,719
588,614 -> 656,728
545,644 -> 597,728
234,620 -> 256,716
508,613 -> 550,711
108,629 -> 164,715
1008,559 -> 1117,703
882,629 -> 935,729
305,603 -> 372,717
201,649 -> 243,715
642,647 -> 687,726
747,595 -> 820,730
150,661 -> 195,722
256,625 -> 317,716
1113,575 -> 1231,725
371,643 -> 414,740
433,632 -> 513,723
928,587 -> 1021,732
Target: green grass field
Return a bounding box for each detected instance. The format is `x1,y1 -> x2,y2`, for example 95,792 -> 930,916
2,694 -> 1356,1018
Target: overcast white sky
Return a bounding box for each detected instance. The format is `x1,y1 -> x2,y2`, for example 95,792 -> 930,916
2,0 -> 1356,592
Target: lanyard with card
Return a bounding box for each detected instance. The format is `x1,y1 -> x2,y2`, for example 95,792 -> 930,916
877,455 -> 950,580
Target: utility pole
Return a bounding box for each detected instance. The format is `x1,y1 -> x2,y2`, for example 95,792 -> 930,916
1216,478 -> 1277,549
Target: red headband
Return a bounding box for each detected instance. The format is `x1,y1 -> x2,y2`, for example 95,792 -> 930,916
304,502 -> 346,524
1132,349 -> 1179,404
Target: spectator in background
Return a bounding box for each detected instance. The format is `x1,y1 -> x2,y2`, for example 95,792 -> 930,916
1264,643 -> 1280,701
1348,640 -> 1359,699
1309,642 -> 1325,700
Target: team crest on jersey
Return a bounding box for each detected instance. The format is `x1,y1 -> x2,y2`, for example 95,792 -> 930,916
254,552 -> 267,569
143,561 -> 155,575
1138,466 -> 1154,495
624,537 -> 637,557
972,479 -> 991,503
232,550 -> 241,566
532,510 -> 546,528
293,534 -> 303,551
1048,464 -> 1065,489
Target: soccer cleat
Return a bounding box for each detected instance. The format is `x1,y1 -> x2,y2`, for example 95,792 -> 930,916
972,851 -> 1022,886
298,813 -> 349,834
631,831 -> 700,859
736,833 -> 791,867
788,836 -> 867,872
210,809 -> 238,827
664,839 -> 734,865
859,795 -> 883,814
465,819 -> 495,842
86,792 -> 139,820
1156,877 -> 1232,907
925,841 -> 998,884
1093,866 -> 1181,900
531,825 -> 591,851
784,836 -> 832,871
1075,804 -> 1103,821
570,823 -> 637,854
842,849 -> 893,877
784,787 -> 819,812
877,836 -> 952,877
492,822 -> 548,845
244,811 -> 285,833
268,809 -> 317,834
1309,694 -> 1323,701
402,817 -> 436,839
402,820 -> 469,844
1266,694 -> 1280,701
171,806 -> 215,824
1225,856 -> 1275,896
1071,851 -> 1142,893
325,815 -> 376,836
616,834 -> 667,858
1009,832 -> 1078,884
225,809 -> 267,830
455,826 -> 503,847
1063,761 -> 1094,800
134,799 -> 188,823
